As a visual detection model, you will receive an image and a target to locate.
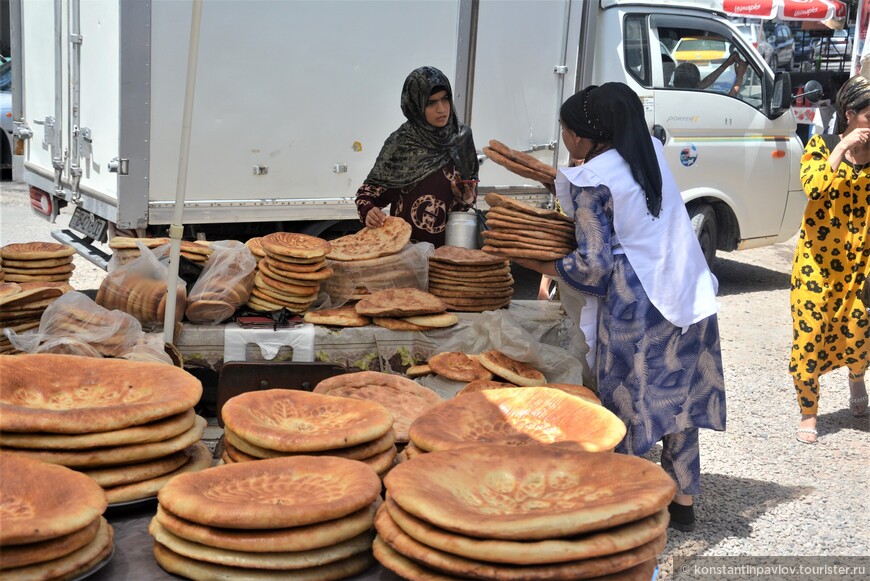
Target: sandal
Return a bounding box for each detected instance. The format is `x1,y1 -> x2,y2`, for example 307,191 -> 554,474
796,427 -> 818,444
850,395 -> 868,417
667,501 -> 695,532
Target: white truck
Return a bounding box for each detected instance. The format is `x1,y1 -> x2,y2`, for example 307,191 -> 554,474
11,0 -> 804,269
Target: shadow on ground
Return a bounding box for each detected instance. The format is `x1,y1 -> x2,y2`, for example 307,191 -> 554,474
714,257 -> 792,297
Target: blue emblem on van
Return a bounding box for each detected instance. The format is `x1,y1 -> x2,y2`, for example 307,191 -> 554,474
679,144 -> 698,167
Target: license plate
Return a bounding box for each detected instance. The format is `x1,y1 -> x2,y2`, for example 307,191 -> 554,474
69,207 -> 108,241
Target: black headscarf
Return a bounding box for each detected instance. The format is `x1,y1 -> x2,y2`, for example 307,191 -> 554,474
364,66 -> 479,189
561,83 -> 663,217
836,75 -> 870,134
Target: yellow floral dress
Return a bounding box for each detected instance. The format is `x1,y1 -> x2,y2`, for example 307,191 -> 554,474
790,134 -> 870,414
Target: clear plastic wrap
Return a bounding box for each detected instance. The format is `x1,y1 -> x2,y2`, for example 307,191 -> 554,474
321,242 -> 435,308
97,242 -> 187,330
185,241 -> 256,324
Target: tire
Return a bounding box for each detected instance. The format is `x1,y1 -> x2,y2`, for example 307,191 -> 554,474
689,203 -> 717,270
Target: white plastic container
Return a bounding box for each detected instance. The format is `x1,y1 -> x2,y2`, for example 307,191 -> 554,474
445,211 -> 479,249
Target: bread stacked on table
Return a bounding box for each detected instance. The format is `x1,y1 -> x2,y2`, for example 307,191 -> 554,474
150,456 -> 381,579
108,236 -> 214,266
376,444 -> 674,580
324,216 -> 417,301
249,232 -> 333,313
0,241 -> 76,283
0,453 -> 114,580
313,371 -> 443,446
482,192 -> 577,260
0,281 -> 73,355
427,245 -> 513,312
354,287 -> 458,331
220,389 -> 398,479
483,139 -> 557,186
96,270 -> 186,328
185,242 -> 257,324
0,355 -> 209,504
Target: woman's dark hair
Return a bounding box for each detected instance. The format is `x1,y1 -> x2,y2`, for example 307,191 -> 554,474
836,75 -> 870,133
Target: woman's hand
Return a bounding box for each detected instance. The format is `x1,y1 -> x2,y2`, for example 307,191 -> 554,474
364,207 -> 387,228
450,179 -> 477,205
512,257 -> 558,277
830,128 -> 870,169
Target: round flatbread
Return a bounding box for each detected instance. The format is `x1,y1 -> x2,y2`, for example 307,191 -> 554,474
221,389 -> 394,452
153,542 -> 374,581
2,257 -> 73,269
108,236 -> 171,249
154,500 -> 379,553
478,349 -> 547,386
1,242 -> 76,260
260,232 -> 332,260
313,371 -> 442,443
304,306 -> 371,327
430,246 -> 507,266
481,244 -> 569,261
0,355 -> 203,433
264,257 -> 328,274
485,192 -> 574,223
542,383 -> 602,405
327,217 -> 411,261
372,317 -> 430,332
0,409 -> 196,450
384,496 -> 669,565
384,444 -> 676,540
103,442 -> 213,504
0,453 -> 107,545
374,503 -> 666,579
4,273 -> 72,283
225,426 -> 397,461
261,259 -> 334,281
428,352 -> 493,382
355,288 -> 446,317
0,516 -> 102,569
257,261 -> 321,286
81,449 -> 191,488
409,387 -> 625,453
0,282 -> 22,297
457,379 -> 517,394
400,313 -> 458,328
2,263 -> 75,275
185,299 -> 236,323
158,456 -> 382,529
406,364 -> 433,378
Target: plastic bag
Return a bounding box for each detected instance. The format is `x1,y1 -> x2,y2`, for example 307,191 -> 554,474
185,240 -> 256,324
321,242 -> 435,308
97,242 -> 186,330
120,332 -> 174,365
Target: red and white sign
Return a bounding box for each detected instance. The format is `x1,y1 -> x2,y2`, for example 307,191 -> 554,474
720,0 -> 847,22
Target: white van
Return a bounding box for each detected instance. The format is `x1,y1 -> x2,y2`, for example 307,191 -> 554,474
12,0 -> 801,268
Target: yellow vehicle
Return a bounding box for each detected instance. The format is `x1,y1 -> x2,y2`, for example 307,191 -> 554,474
672,36 -> 729,70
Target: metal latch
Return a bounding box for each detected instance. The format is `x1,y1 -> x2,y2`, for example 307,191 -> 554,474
76,127 -> 92,159
34,116 -> 56,148
108,157 -> 129,175
554,65 -> 568,75
522,141 -> 557,153
13,122 -> 33,140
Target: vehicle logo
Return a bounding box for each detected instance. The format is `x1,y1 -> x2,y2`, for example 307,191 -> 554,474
679,144 -> 698,167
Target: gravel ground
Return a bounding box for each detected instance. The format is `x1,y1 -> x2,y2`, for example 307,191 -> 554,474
1,179 -> 868,576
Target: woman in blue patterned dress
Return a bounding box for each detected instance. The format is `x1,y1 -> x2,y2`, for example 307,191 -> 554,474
513,83 -> 726,532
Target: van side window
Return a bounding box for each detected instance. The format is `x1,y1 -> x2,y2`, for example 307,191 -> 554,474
624,15 -> 651,86
653,23 -> 764,111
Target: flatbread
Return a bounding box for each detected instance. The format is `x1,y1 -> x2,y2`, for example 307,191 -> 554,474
108,236 -> 171,249
221,389 -> 394,452
304,306 -> 371,327
264,256 -> 328,273
6,415 -> 207,468
1,242 -> 76,260
326,217 -> 411,261
257,261 -> 322,286
478,349 -> 546,386
260,232 -> 332,260
0,409 -> 197,450
430,246 -> 507,266
153,542 -> 374,581
384,444 -> 676,540
1,257 -> 73,269
0,517 -> 101,569
361,444 -> 397,475
0,286 -> 65,307
157,456 -> 382,529
355,288 -> 447,317
406,364 -> 433,378
428,272 -> 513,284
103,441 -> 213,504
481,244 -> 570,261
488,140 -> 558,179
314,371 -> 442,443
487,205 -> 575,228
81,449 -> 190,488
409,387 -> 624,453
375,503 -> 666,579
400,313 -> 458,328
155,501 -> 379,553
245,237 -> 266,258
543,383 -> 602,405
427,284 -> 514,298
483,146 -> 555,183
0,282 -> 22,297
372,317 -> 430,331
185,299 -> 236,323
457,379 -> 517,394
428,352 -> 493,382
0,354 -> 203,433
482,234 -> 574,254
0,453 -> 107,545
3,263 -> 76,275
224,427 -> 397,461
385,496 -> 669,565
261,259 -> 333,281
485,192 -> 573,223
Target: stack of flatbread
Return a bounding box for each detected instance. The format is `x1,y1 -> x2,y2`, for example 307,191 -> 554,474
0,453 -> 114,579
324,217 -> 417,301
483,139 -> 557,186
355,287 -> 458,331
151,456 -> 381,579
303,305 -> 372,327
482,192 -> 577,260
220,389 -> 397,478
249,232 -> 333,313
0,242 -> 76,283
244,237 -> 265,264
0,281 -> 73,355
408,386 -> 626,454
427,245 -> 512,312
313,371 -> 443,446
96,269 -> 186,327
376,444 -> 674,580
108,236 -> 214,266
0,354 -> 210,504
185,242 -> 257,324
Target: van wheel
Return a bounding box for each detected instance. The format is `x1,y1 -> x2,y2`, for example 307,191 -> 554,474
689,203 -> 717,269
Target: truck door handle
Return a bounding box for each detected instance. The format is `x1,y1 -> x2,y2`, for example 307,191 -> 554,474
652,124 -> 666,145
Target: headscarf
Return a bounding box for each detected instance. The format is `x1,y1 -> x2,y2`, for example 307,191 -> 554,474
836,75 -> 870,134
364,66 -> 479,189
560,83 -> 662,217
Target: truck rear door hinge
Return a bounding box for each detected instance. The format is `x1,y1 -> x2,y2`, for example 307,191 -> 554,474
108,157 -> 129,175
554,65 -> 568,75
77,127 -> 93,159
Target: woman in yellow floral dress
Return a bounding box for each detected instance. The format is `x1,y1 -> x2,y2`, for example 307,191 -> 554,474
792,76 -> 870,444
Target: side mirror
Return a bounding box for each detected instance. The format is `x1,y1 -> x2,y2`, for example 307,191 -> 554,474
770,71 -> 792,118
802,80 -> 824,104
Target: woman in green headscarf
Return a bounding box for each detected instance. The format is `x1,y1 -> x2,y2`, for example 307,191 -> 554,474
355,66 -> 479,246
